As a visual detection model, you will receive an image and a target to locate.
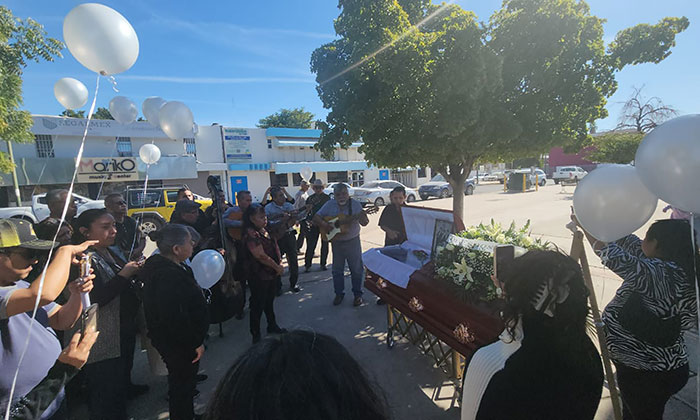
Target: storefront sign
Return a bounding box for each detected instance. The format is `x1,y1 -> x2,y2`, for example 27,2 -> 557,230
223,127 -> 252,162
77,157 -> 138,183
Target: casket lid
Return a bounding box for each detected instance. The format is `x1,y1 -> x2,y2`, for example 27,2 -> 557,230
401,206 -> 455,253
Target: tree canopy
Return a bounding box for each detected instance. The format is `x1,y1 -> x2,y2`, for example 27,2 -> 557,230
91,107 -> 114,120
0,6 -> 62,173
587,131 -> 643,164
311,0 -> 688,216
257,107 -> 315,129
60,109 -> 85,118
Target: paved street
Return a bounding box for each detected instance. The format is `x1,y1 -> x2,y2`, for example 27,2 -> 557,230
121,181 -> 697,420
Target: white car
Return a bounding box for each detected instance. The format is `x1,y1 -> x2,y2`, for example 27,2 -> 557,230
0,193 -> 104,224
353,180 -> 418,207
553,166 -> 588,184
325,182 -> 355,199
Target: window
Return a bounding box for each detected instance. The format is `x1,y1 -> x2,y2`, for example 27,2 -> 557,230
269,172 -> 289,187
292,172 -> 315,186
35,135 -> 54,158
116,137 -> 132,157
128,190 -> 163,207
166,191 -> 180,202
418,167 -> 427,178
267,139 -> 272,149
327,171 -> 348,183
381,181 -> 401,189
184,138 -> 196,155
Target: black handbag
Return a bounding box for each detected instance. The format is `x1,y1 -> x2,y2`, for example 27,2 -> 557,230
617,292 -> 681,348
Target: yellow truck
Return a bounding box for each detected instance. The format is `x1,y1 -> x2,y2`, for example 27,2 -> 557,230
126,186 -> 212,234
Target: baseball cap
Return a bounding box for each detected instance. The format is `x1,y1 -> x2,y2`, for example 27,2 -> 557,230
175,199 -> 201,213
0,219 -> 57,250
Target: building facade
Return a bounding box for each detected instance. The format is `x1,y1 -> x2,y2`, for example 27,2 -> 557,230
0,117 -> 430,206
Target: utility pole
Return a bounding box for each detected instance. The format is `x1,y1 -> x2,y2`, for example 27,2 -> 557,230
6,141 -> 22,206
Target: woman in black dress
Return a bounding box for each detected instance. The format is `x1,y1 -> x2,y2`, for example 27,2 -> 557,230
141,224 -> 209,420
242,204 -> 287,343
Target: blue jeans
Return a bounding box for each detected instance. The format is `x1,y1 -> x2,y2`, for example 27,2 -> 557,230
331,236 -> 364,297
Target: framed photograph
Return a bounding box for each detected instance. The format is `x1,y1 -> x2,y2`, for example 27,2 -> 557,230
431,219 -> 454,259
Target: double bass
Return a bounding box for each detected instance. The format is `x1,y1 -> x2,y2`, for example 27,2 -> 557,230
205,176 -> 244,327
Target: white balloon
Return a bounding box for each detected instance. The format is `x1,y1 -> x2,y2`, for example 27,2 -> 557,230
300,166 -> 313,182
109,96 -> 138,125
190,250 -> 225,290
142,97 -> 166,128
573,164 -> 658,243
159,101 -> 194,140
635,114 -> 700,213
54,78 -> 88,110
63,3 -> 139,75
139,144 -> 161,165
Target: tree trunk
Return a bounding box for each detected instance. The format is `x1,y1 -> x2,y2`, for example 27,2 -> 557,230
442,159 -> 475,224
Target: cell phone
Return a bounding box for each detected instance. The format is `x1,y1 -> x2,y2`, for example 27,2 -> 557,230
81,303 -> 98,337
493,245 -> 515,279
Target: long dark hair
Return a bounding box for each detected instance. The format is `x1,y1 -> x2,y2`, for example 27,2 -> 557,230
242,203 -> 266,233
500,250 -> 590,343
646,219 -> 700,288
73,208 -> 110,244
205,330 -> 390,420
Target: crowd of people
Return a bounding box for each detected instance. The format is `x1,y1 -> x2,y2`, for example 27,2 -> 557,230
1,181 -> 698,420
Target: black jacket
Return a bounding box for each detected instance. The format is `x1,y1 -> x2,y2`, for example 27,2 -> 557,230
140,254 -> 209,355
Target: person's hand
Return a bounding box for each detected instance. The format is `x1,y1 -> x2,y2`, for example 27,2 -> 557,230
68,273 -> 94,295
217,248 -> 226,256
118,261 -> 141,278
59,240 -> 99,264
274,264 -> 284,276
192,345 -> 205,364
58,331 -> 99,369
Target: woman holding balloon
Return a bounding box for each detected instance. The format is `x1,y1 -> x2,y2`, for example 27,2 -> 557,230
141,224 -> 209,420
572,214 -> 698,419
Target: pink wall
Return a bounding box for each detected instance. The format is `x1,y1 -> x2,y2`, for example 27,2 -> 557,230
547,147 -> 597,176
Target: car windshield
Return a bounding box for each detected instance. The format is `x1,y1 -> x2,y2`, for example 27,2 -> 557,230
362,182 -> 379,188
430,174 -> 446,182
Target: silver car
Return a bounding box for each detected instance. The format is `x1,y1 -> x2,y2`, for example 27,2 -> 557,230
352,180 -> 418,207
324,182 -> 355,199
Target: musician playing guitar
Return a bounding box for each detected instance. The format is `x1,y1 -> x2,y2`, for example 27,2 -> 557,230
264,187 -> 300,294
313,183 -> 370,307
222,190 -> 253,317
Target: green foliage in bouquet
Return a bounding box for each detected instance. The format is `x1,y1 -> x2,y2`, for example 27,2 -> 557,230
434,220 -> 550,303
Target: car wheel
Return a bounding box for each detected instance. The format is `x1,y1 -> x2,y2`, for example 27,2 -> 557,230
464,185 -> 474,196
574,176 -> 579,183
374,197 -> 385,207
329,193 -> 334,199
554,179 -> 559,184
420,195 -> 429,201
138,216 -> 162,235
406,194 -> 416,203
539,179 -> 546,186
439,189 -> 449,199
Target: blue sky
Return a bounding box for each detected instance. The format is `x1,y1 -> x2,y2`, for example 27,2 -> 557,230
7,0 -> 699,131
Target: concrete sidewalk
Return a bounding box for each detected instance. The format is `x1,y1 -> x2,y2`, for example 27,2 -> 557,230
122,182 -> 696,419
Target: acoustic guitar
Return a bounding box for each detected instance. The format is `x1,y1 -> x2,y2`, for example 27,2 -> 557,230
266,208 -> 308,241
226,210 -> 243,240
321,206 -> 379,242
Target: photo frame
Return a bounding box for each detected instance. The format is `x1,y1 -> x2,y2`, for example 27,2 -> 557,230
430,218 -> 454,259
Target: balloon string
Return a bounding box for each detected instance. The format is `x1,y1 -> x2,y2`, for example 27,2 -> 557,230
128,164 -> 150,259
108,75 -> 119,93
3,73 -> 101,420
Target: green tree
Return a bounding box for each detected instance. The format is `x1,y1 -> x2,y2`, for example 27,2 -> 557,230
257,107 -> 315,128
91,107 -> 113,120
0,6 -> 63,173
311,0 -> 688,216
60,109 -> 85,118
587,131 -> 643,164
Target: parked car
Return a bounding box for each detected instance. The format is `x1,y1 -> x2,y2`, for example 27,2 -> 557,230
482,173 -> 500,182
353,180 -> 418,206
324,182 -> 355,199
126,186 -> 212,234
534,169 -> 547,186
552,166 -> 588,184
495,170 -> 514,184
418,174 -> 476,200
0,193 -> 104,224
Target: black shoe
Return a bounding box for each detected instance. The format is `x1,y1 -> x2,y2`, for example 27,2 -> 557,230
333,295 -> 344,306
196,373 -> 208,383
353,296 -> 364,307
267,325 -> 288,334
128,383 -> 149,400
305,266 -> 311,273
320,265 -> 328,271
376,298 -> 386,305
252,334 -> 261,344
291,286 -> 301,293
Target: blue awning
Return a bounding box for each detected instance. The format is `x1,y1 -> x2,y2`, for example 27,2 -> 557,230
228,162 -> 271,171
273,161 -> 370,174
274,139 -> 363,148
266,127 -> 322,138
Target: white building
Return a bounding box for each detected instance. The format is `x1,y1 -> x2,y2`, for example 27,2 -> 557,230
0,117 -> 430,206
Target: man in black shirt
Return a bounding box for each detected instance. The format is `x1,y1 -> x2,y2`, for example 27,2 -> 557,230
304,180 -> 330,272
105,193 -> 145,261
379,186 -> 408,246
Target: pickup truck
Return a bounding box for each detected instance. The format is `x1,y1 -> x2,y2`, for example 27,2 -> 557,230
552,166 -> 588,184
0,193 -> 104,224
